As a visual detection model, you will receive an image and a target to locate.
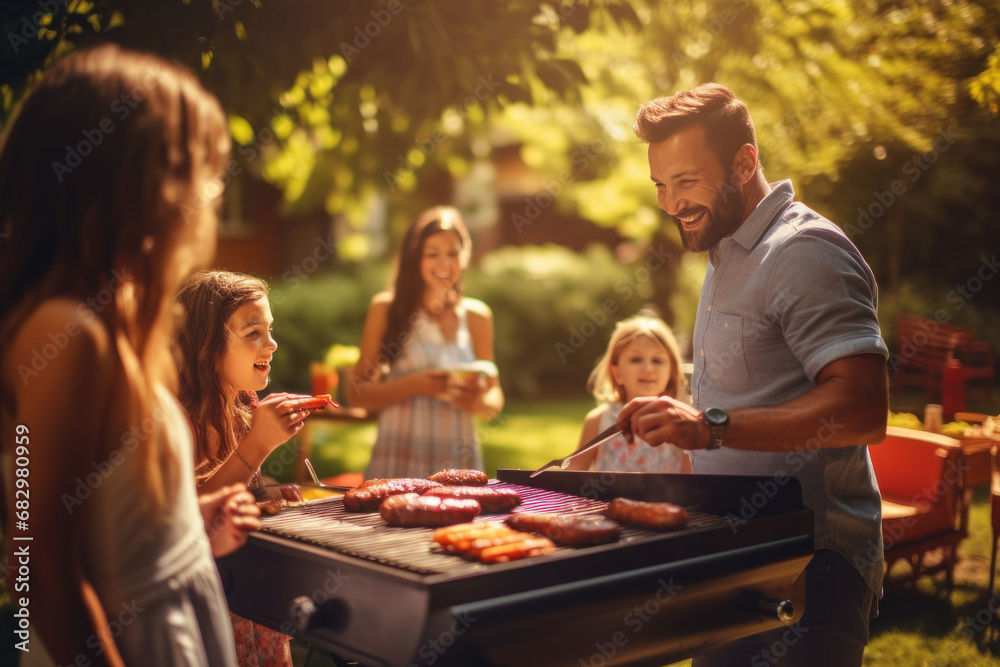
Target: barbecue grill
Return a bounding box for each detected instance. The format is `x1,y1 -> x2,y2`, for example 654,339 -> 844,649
216,470 -> 814,667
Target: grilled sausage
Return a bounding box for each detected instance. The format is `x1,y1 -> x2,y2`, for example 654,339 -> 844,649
432,522 -> 556,562
604,497 -> 690,530
257,498 -> 287,516
343,478 -> 444,512
379,494 -> 481,527
285,393 -> 339,411
427,469 -> 489,486
423,486 -> 521,513
251,484 -> 305,504
506,513 -> 620,547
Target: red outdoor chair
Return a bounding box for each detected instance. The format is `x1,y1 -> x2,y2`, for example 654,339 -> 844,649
870,427 -> 968,591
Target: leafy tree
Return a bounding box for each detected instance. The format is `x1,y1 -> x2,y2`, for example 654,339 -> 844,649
4,0 -> 999,327
483,0 -> 1000,323
1,0 -> 637,206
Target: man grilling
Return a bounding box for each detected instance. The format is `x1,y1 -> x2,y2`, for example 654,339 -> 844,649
618,83 -> 888,666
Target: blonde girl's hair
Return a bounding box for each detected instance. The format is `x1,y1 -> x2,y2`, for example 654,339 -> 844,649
0,45 -> 230,516
175,271 -> 270,481
588,316 -> 684,404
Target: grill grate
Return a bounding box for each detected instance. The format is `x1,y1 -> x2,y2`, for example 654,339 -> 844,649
259,481 -> 727,575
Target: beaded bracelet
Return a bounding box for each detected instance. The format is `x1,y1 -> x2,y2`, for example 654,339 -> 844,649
232,447 -> 263,487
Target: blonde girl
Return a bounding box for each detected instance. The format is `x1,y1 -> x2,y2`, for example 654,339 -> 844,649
567,315 -> 691,472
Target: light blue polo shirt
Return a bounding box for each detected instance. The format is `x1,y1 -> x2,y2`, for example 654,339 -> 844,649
688,180 -> 888,599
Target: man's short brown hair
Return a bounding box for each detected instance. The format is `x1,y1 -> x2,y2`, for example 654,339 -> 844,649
634,83 -> 757,167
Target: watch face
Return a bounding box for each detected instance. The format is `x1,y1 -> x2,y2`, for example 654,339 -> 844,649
704,407 -> 729,427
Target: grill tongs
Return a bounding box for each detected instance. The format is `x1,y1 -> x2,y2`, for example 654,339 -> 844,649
529,423 -> 622,478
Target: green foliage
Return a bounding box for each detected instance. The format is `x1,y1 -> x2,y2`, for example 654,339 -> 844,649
465,243 -> 654,396
323,343 -> 360,370
264,244 -> 683,399
876,279 -> 1000,359
266,264 -> 389,393
303,395 -> 596,480
1,0 -> 643,219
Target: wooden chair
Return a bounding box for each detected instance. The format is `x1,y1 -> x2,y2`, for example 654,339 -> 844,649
870,427 -> 968,591
892,312 -> 994,404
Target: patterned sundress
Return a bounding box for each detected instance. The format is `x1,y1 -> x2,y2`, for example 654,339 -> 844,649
366,299 -> 483,478
593,401 -> 689,473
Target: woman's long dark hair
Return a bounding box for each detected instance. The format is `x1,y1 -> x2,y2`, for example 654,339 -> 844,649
175,271 -> 269,481
380,206 -> 471,359
0,44 -> 230,513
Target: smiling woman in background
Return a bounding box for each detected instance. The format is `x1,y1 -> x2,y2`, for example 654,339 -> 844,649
348,206 -> 504,478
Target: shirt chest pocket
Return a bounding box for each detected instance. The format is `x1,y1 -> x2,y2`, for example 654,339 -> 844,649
703,312 -> 750,388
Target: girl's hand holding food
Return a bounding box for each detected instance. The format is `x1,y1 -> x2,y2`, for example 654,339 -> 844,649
243,392 -> 309,456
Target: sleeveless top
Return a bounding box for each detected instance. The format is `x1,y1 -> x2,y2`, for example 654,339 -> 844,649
593,401 -> 689,473
367,299 -> 483,479
7,385 -> 237,667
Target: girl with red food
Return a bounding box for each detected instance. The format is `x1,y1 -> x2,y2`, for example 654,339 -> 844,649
174,269 -> 310,667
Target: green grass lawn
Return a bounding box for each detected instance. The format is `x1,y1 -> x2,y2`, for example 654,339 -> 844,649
283,392 -> 598,481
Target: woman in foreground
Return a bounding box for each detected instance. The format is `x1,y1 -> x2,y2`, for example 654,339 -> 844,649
0,45 -> 241,666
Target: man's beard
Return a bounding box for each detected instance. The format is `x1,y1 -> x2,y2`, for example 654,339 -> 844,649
673,188 -> 745,252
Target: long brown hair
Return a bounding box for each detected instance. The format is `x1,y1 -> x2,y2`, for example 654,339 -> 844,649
175,271 -> 269,478
380,206 -> 471,358
589,315 -> 684,403
0,44 -> 230,513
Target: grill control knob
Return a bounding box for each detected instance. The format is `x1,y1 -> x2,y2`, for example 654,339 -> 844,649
289,596 -> 317,632
757,598 -> 795,624
289,596 -> 349,633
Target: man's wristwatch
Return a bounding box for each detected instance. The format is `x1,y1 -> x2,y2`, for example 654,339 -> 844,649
701,407 -> 729,450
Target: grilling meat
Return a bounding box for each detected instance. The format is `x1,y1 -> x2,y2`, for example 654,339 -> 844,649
257,498 -> 287,515
426,469 -> 489,486
379,493 -> 481,527
423,486 -> 521,513
285,393 -> 339,411
506,513 -> 620,547
343,478 -> 444,512
432,522 -> 556,563
604,497 -> 690,530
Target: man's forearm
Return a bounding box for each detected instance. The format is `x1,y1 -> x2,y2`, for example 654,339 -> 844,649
722,354 -> 888,453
